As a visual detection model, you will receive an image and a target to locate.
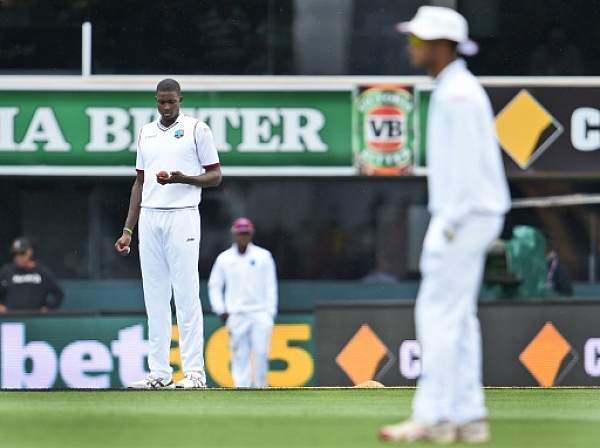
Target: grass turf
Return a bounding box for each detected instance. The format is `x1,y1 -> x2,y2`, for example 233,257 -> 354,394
0,388 -> 598,447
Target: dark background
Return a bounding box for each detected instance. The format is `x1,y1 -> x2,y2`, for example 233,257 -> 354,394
0,177 -> 597,282
1,0 -> 599,76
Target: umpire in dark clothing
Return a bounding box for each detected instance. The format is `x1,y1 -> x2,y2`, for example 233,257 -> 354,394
0,237 -> 63,313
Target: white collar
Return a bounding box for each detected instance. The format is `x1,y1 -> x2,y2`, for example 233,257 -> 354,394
157,113 -> 183,131
435,58 -> 466,83
232,242 -> 254,256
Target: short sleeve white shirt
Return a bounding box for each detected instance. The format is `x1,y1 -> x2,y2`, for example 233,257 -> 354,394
135,114 -> 220,208
208,244 -> 278,317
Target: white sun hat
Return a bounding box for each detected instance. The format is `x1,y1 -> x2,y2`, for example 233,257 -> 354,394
396,6 -> 479,56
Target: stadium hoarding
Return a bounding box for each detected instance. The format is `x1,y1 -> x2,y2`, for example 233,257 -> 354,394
0,89 -> 353,175
316,300 -> 600,387
0,313 -> 315,389
414,84 -> 600,177
1,78 -> 599,177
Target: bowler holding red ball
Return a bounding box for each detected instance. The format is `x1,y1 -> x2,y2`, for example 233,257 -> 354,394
114,78 -> 221,389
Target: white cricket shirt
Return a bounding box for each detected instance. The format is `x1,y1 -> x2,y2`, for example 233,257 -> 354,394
136,114 -> 220,208
208,243 -> 278,317
427,59 -> 510,226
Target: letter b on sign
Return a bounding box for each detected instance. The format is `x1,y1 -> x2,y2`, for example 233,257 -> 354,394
1,323 -> 57,388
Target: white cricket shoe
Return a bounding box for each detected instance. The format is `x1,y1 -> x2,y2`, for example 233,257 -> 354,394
127,375 -> 175,389
175,372 -> 207,389
378,419 -> 457,444
457,419 -> 491,444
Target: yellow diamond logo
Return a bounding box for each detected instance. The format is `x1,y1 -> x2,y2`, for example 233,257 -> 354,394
495,90 -> 563,169
336,324 -> 389,385
519,322 -> 572,387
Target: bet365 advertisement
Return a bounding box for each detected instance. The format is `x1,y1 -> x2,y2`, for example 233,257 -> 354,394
0,314 -> 314,389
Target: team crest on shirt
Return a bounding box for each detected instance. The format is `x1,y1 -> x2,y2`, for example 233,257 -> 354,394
174,129 -> 184,139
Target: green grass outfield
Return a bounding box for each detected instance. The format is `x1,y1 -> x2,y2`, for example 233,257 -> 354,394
0,388 -> 598,448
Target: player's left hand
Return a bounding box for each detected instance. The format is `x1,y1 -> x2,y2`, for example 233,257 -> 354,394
156,170 -> 170,185
167,171 -> 187,184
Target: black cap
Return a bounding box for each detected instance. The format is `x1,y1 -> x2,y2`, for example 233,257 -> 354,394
11,237 -> 32,255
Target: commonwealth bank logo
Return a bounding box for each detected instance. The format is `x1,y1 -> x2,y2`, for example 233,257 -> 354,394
335,324 -> 394,385
495,90 -> 563,169
519,322 -> 578,387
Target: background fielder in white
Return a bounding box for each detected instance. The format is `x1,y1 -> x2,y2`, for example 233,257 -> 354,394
208,218 -> 278,388
115,78 -> 222,389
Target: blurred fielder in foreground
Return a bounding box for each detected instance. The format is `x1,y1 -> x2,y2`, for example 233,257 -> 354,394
208,218 -> 278,388
380,7 -> 510,444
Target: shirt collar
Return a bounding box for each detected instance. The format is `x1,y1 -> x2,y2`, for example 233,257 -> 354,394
232,242 -> 254,256
157,113 -> 183,131
435,58 -> 466,83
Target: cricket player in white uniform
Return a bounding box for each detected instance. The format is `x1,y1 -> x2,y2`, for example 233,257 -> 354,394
114,78 -> 222,389
208,218 -> 278,388
379,7 -> 510,444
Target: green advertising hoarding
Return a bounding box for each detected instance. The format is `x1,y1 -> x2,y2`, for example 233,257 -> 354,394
413,86 -> 432,169
0,313 -> 314,389
0,90 -> 352,170
2,80 -> 597,177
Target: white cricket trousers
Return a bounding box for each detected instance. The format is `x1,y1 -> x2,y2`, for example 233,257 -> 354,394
138,207 -> 206,382
412,213 -> 503,425
227,312 -> 273,387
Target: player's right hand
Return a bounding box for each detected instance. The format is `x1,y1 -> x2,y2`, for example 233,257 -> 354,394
114,233 -> 132,256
